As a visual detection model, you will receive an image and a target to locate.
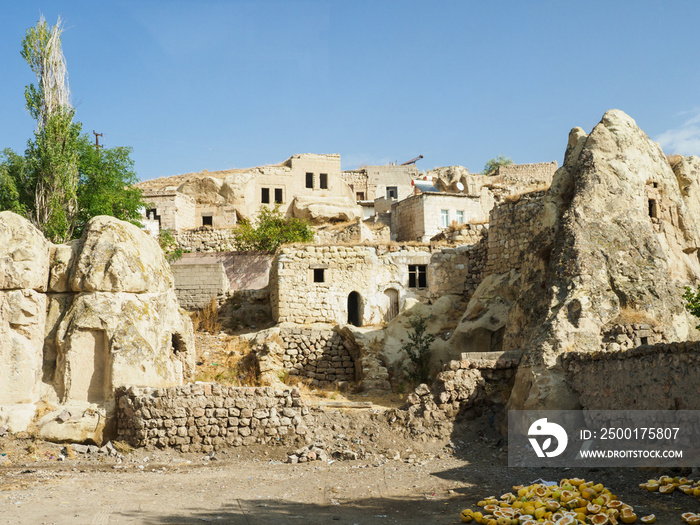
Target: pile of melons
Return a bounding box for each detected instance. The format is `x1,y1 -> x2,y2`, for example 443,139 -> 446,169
640,475 -> 700,524
459,478 -> 652,524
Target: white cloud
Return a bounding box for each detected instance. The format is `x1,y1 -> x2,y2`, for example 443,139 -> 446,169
655,111 -> 700,155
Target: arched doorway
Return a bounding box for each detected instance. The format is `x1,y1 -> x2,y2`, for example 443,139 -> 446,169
348,291 -> 362,327
384,288 -> 399,322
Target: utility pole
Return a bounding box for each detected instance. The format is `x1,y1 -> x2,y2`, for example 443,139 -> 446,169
93,130 -> 103,152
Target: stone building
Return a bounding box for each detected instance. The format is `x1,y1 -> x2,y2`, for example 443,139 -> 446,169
340,164 -> 419,203
390,192 -> 487,242
270,243 -> 476,326
137,153 -> 360,232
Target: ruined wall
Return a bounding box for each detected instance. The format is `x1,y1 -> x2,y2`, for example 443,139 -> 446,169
116,384 -> 310,452
173,229 -> 238,252
387,351 -> 520,439
314,220 -> 391,245
142,190 -> 197,232
493,162 -> 558,187
340,170 -> 369,199
484,191 -> 546,276
562,341 -> 700,410
171,263 -> 229,309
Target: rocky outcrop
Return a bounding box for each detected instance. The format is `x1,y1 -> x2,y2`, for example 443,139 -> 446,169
292,196 -> 362,223
0,213 -> 195,440
504,110 -> 700,412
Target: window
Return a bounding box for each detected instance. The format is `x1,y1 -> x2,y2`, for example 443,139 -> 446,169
408,265 -> 427,288
313,268 -> 325,282
386,186 -> 398,199
146,208 -> 161,227
319,173 -> 328,189
202,215 -> 213,227
356,192 -> 365,200
274,188 -> 283,204
261,188 -> 270,204
456,210 -> 464,224
440,209 -> 449,228
306,172 -> 314,189
649,199 -> 658,218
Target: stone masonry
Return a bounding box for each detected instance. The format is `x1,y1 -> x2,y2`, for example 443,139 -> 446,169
484,190 -> 546,276
278,327 -> 357,386
116,384 -> 310,452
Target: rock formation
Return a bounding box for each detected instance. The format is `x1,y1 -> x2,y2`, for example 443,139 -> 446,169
0,212 -> 195,441
502,110 -> 700,411
291,195 -> 362,223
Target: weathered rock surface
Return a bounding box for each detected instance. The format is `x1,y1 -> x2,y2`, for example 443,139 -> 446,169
0,211 -> 52,291
70,216 -> 173,293
0,212 -> 194,440
292,196 -> 361,223
504,109 -> 700,412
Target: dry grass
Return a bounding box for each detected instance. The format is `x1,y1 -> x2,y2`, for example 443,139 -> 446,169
194,337 -> 259,386
112,441 -> 133,455
190,298 -> 222,333
465,301 -> 488,321
615,307 -> 657,327
501,184 -> 549,204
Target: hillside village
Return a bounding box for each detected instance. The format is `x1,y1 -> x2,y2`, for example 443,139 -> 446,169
4,109 -> 700,522
3,108 -> 700,444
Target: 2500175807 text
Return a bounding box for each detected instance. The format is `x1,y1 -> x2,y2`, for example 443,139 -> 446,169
597,427 -> 680,440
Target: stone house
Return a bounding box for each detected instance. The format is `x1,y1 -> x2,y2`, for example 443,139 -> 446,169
270,243 -> 475,326
390,192 -> 488,242
137,153 -> 358,233
340,164 -> 418,203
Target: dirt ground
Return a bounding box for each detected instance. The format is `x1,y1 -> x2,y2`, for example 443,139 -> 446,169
2,412 -> 698,525
2,333 -> 698,524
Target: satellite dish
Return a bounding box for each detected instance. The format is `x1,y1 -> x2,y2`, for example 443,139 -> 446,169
456,182 -> 465,192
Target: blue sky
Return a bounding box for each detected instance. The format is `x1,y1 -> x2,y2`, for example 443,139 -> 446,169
2,1 -> 700,181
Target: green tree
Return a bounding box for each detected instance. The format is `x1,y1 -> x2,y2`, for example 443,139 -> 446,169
401,315 -> 436,384
1,17 -> 146,242
482,155 -> 514,176
683,286 -> 700,329
74,135 -> 143,238
21,16 -> 81,242
233,205 -> 314,252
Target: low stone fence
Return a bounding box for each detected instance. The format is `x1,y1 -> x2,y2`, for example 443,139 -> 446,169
279,327 -> 358,387
562,341 -> 700,410
116,384 -> 311,452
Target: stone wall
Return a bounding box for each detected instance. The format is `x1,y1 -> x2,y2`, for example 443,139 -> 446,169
172,263 -> 229,309
116,384 -> 310,452
173,229 -> 238,252
484,191 -> 546,276
562,341 -> 700,410
314,220 -> 391,245
387,351 -> 521,439
493,162 -> 558,186
278,327 -> 357,387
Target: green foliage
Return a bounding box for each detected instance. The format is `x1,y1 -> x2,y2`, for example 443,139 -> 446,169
0,17 -> 146,242
74,135 -> 144,238
233,205 -> 314,252
158,228 -> 183,263
683,286 -> 700,329
401,315 -> 436,385
482,155 -> 514,176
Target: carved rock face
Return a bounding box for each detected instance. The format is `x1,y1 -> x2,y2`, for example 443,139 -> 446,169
0,212 -> 194,436
506,109 -> 700,412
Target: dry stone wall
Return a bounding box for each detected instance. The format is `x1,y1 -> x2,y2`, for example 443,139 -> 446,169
562,341 -> 700,410
484,191 -> 546,276
278,327 -> 357,386
116,384 -> 310,452
173,228 -> 238,252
